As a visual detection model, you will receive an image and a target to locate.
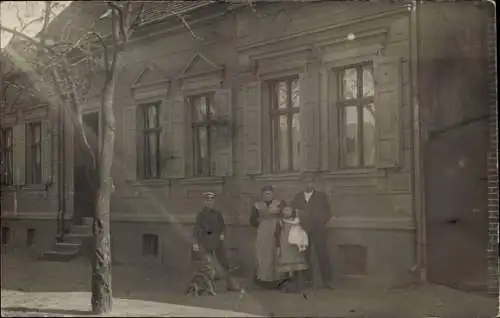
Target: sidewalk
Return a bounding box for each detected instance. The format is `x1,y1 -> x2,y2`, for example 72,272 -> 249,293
1,254 -> 498,317
0,290 -> 258,317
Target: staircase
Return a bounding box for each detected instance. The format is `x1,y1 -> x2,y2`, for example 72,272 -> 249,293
42,217 -> 93,262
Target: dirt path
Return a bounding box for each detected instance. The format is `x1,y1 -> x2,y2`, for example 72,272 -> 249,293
1,254 -> 498,317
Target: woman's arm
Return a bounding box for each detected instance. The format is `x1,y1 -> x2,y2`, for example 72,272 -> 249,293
274,221 -> 282,248
250,206 -> 259,227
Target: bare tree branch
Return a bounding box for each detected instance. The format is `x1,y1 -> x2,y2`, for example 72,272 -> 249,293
171,10 -> 203,41
107,1 -> 126,43
40,1 -> 52,50
130,3 -> 145,29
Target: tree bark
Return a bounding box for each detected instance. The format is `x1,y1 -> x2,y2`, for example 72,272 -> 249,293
91,62 -> 117,315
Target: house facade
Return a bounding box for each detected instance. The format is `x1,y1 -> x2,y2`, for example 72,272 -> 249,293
1,1 -> 496,291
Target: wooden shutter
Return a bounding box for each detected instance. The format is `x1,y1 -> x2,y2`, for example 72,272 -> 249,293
374,56 -> 402,168
212,88 -> 233,177
299,68 -> 320,172
42,120 -> 52,184
328,69 -> 340,170
13,123 -> 26,185
168,95 -> 186,178
242,81 -> 262,175
124,106 -> 137,180
160,100 -> 169,179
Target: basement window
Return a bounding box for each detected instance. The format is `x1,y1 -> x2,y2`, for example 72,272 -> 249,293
142,234 -> 159,257
1,226 -> 9,245
26,228 -> 36,247
338,244 -> 368,275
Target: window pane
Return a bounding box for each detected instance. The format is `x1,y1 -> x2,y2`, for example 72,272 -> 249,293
145,132 -> 159,178
291,113 -> 300,171
275,81 -> 287,109
342,68 -> 358,100
363,104 -> 376,167
196,126 -> 209,175
277,115 -> 289,171
343,106 -> 359,167
362,65 -> 374,97
145,105 -> 158,129
208,96 -> 216,118
291,79 -> 300,108
194,96 -> 208,121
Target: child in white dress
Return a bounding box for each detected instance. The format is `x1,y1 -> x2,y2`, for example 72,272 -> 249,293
274,203 -> 309,293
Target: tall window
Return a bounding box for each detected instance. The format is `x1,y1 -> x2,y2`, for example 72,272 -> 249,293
270,77 -> 300,172
26,122 -> 42,184
190,94 -> 215,176
337,63 -> 376,168
0,127 -> 13,185
139,102 -> 161,179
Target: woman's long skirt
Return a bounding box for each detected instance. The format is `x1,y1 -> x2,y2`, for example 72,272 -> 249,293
255,218 -> 280,282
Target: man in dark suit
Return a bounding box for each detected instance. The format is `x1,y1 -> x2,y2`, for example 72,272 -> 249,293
292,173 -> 333,289
192,192 -> 239,291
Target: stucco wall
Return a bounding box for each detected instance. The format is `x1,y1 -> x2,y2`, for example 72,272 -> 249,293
2,3 -> 416,287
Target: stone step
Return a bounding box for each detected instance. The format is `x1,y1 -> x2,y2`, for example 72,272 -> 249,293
70,225 -> 92,235
82,217 -> 93,226
53,242 -> 81,253
64,233 -> 93,244
42,249 -> 80,262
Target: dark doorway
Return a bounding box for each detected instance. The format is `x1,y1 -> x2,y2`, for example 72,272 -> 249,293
424,120 -> 489,293
73,112 -> 99,225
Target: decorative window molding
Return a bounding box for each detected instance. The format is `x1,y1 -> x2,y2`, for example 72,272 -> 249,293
177,52 -> 225,93
131,63 -> 171,101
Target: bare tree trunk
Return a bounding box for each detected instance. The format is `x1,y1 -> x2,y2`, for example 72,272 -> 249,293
91,63 -> 117,315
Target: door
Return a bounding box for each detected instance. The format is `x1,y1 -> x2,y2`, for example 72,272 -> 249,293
424,120 -> 489,292
73,112 -> 99,224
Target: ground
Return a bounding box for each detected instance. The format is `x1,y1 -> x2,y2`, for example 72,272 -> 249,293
1,253 -> 498,317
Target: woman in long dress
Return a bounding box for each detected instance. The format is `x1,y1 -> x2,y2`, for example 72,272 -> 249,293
250,185 -> 285,288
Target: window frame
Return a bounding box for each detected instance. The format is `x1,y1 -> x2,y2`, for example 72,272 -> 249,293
141,233 -> 159,257
138,101 -> 162,180
268,76 -> 300,173
189,93 -> 215,177
0,127 -> 14,186
335,62 -> 375,169
26,121 -> 42,185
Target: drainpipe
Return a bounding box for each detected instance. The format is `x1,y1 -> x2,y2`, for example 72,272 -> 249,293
409,0 -> 427,283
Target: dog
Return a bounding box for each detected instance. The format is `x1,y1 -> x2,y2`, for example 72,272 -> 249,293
186,251 -> 217,296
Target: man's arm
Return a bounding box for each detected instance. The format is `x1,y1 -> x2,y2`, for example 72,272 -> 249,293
192,212 -> 203,250
250,205 -> 259,228
319,192 -> 332,225
217,210 -> 226,240
291,193 -> 301,209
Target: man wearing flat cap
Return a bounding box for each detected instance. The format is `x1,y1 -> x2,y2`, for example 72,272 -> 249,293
292,173 -> 333,289
192,192 -> 239,291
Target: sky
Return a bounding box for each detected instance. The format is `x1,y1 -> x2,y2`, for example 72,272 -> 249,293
0,1 -> 71,48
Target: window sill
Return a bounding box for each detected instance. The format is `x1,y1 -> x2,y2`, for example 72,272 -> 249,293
128,176 -> 226,187
128,179 -> 169,187
178,177 -> 225,185
323,169 -> 386,179
22,184 -> 48,191
254,172 -> 302,182
1,185 -> 16,192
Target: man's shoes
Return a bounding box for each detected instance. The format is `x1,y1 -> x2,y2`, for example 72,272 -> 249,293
226,277 -> 241,291
321,281 -> 334,290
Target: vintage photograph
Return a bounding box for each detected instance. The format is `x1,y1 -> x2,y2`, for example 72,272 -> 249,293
0,1 -> 498,317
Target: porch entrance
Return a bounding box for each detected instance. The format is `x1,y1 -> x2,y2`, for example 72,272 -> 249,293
73,112 -> 99,225
424,119 -> 489,292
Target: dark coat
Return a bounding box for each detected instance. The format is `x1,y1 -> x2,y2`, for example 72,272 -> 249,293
291,190 -> 332,233
193,207 -> 226,251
